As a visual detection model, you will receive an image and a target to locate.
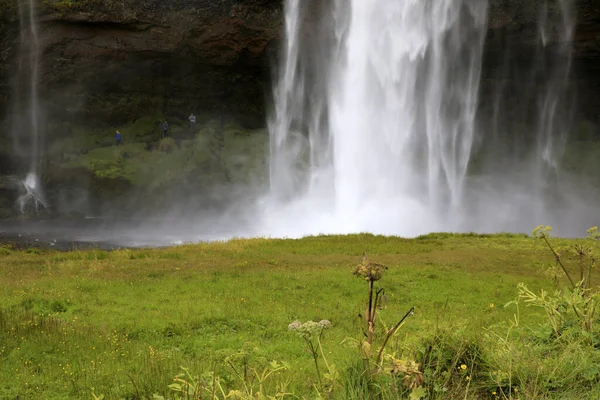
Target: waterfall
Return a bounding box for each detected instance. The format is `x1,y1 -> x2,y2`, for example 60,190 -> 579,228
11,0 -> 46,213
328,1 -> 488,229
269,0 -> 335,204
264,0 -> 579,237
266,0 -> 488,236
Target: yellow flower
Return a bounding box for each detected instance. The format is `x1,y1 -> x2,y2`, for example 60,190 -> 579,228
492,391 -> 497,395
489,303 -> 495,308
465,375 -> 470,381
460,364 -> 467,370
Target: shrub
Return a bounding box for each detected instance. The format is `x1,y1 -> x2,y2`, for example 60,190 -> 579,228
158,138 -> 177,154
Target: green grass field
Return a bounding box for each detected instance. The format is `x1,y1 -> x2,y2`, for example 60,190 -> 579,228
1,232 -> 599,399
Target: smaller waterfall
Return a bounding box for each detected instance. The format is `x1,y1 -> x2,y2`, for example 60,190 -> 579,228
269,0 -> 305,201
11,0 -> 45,213
535,0 -> 575,175
269,0 -> 335,203
471,0 -> 577,231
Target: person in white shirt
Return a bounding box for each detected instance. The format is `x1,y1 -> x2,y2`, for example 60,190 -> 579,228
188,113 -> 196,130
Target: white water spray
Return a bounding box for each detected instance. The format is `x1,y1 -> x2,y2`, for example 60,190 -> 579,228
11,0 -> 46,213
17,172 -> 47,213
263,0 -> 579,238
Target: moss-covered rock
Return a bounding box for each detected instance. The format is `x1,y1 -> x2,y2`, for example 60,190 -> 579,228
0,0 -> 17,20
33,116 -> 270,216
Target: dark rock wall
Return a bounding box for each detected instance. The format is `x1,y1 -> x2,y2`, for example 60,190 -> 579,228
41,0 -> 282,127
0,0 -> 599,129
0,0 -> 18,125
2,0 -> 282,130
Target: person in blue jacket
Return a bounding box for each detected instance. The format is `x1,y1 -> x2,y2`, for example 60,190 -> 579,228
162,121 -> 169,138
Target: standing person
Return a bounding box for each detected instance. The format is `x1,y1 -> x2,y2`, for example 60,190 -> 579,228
115,130 -> 122,146
188,113 -> 196,131
162,121 -> 169,138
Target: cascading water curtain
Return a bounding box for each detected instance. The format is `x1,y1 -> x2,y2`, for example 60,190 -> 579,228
266,0 -> 584,237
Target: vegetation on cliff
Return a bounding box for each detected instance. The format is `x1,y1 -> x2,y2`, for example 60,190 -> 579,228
38,115 -> 269,215
0,0 -> 16,17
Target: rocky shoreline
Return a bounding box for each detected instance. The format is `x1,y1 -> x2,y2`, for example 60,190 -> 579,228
0,218 -> 148,250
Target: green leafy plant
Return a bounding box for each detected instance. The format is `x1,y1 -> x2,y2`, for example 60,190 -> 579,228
223,346 -> 292,399
523,226 -> 600,336
288,319 -> 336,392
532,225 -> 600,290
90,387 -> 104,400
347,251 -> 421,397
163,363 -> 291,400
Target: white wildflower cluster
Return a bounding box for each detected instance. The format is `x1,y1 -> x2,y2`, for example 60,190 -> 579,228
288,319 -> 332,339
318,319 -> 331,329
288,321 -> 302,330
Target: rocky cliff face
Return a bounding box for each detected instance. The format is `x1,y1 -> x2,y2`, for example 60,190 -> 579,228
0,0 -> 17,124
0,0 -> 598,129
37,0 -> 282,127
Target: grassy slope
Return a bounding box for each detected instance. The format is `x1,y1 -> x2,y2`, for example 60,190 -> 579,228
0,233 -> 595,399
51,118 -> 269,187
